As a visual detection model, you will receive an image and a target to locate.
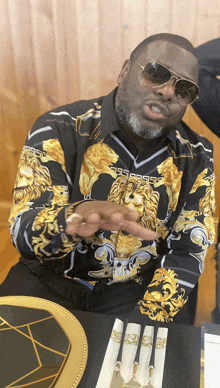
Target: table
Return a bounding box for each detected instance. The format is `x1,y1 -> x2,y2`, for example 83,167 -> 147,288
71,309 -> 201,388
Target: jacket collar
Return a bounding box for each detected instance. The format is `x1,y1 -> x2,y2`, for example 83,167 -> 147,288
100,87 -> 122,138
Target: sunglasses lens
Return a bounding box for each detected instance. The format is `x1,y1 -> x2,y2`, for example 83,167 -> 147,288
175,80 -> 199,105
142,62 -> 171,85
141,62 -> 199,105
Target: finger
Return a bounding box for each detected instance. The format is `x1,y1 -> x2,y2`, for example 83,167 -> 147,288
66,213 -> 83,224
86,212 -> 102,224
65,223 -> 100,237
124,210 -> 139,221
118,220 -> 158,240
108,212 -> 125,223
107,209 -> 139,223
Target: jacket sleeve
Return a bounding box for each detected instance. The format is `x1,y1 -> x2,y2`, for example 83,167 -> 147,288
137,151 -> 215,322
192,38 -> 220,137
9,114 -> 81,261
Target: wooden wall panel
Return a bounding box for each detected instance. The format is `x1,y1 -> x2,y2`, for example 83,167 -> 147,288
146,0 -> 172,36
122,0 -> 147,58
170,0 -> 198,41
75,0 -> 102,99
0,0 -> 22,199
193,0 -> 220,46
1,0 -> 220,323
52,0 -> 81,105
99,2 -> 124,94
7,0 -> 41,124
30,0 -> 59,111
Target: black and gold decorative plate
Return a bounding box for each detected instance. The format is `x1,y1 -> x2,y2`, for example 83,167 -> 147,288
0,296 -> 88,388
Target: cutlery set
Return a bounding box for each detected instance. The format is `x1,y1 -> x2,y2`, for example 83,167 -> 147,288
110,322 -> 159,388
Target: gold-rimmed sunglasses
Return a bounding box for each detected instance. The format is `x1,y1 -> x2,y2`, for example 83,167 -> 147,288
131,59 -> 199,106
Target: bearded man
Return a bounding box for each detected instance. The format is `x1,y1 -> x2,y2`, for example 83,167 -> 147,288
1,33 -> 215,325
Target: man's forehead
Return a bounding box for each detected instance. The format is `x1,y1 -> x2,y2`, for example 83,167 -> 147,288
139,40 -> 198,81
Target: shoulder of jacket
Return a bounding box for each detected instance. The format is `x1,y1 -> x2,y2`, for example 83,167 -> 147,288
177,121 -> 213,151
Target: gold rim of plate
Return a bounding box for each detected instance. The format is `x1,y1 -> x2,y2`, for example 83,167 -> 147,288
0,295 -> 88,388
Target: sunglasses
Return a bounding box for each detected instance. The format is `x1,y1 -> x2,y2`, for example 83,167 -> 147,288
131,60 -> 199,106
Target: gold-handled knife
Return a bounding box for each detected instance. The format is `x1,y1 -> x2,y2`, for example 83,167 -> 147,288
109,319 -> 128,388
121,324 -> 146,387
143,324 -> 159,388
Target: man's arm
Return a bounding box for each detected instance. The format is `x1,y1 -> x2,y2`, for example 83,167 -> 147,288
135,153 -> 215,322
9,115 -> 157,261
9,114 -> 80,260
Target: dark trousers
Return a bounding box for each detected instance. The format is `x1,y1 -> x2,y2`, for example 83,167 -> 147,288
0,260 -> 198,325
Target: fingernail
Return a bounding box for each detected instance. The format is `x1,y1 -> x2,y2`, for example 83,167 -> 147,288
66,213 -> 83,223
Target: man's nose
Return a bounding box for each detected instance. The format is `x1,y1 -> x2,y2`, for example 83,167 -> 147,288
154,78 -> 176,102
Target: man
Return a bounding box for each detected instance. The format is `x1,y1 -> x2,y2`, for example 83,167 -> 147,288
1,33 -> 215,325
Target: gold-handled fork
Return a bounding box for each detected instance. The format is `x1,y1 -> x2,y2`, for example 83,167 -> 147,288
110,319 -> 128,388
142,324 -> 159,388
121,324 -> 146,387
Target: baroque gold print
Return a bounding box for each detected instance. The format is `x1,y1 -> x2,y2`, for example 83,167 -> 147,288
42,138 -> 66,172
109,331 -> 139,346
110,329 -> 122,343
142,335 -> 167,349
33,207 -> 74,258
88,257 -> 113,278
88,238 -> 114,278
9,148 -> 52,227
79,141 -> 119,195
154,157 -> 183,211
124,333 -> 139,346
32,185 -> 71,258
174,209 -> 205,235
175,130 -> 193,157
173,210 -> 209,272
174,172 -> 215,245
76,107 -> 101,138
111,233 -> 157,281
89,236 -> 156,281
51,185 -> 69,206
139,268 -> 187,322
199,176 -> 215,242
108,176 -> 160,230
190,168 -> 210,194
155,220 -> 169,240
110,231 -> 142,259
104,176 -> 161,281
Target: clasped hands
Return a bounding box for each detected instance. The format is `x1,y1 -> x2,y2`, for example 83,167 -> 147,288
65,200 -> 157,241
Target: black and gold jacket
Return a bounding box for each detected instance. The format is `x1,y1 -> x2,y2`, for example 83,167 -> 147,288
9,88 -> 215,322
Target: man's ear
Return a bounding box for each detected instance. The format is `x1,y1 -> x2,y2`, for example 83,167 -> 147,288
117,59 -> 132,84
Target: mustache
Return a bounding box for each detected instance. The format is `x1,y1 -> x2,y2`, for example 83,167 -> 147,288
115,87 -> 166,140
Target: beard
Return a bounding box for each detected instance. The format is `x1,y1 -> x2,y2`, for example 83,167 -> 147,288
115,82 -> 167,140
126,112 -> 165,139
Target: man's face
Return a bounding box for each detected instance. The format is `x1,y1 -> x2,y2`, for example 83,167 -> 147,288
115,40 -> 198,140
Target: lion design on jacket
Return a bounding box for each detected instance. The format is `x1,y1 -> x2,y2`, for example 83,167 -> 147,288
9,148 -> 52,226
79,140 -> 119,196
154,157 -> 183,211
89,176 -> 160,281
